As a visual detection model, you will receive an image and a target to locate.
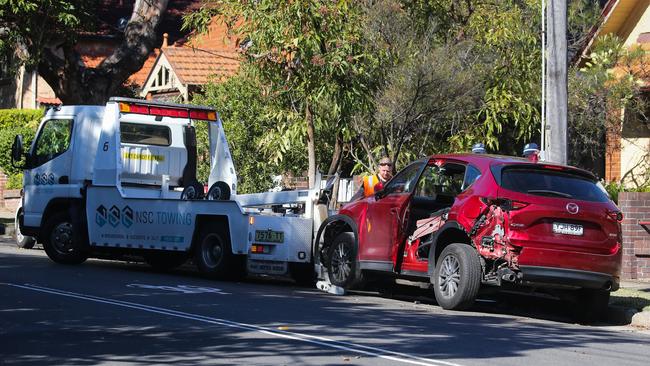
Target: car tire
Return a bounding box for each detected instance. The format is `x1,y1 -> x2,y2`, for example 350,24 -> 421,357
15,208 -> 36,249
194,226 -> 245,280
42,212 -> 88,265
432,243 -> 481,310
144,252 -> 187,271
326,232 -> 363,289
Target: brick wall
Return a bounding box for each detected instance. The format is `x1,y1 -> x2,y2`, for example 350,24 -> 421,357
620,192 -> 650,280
0,171 -> 20,214
605,110 -> 622,182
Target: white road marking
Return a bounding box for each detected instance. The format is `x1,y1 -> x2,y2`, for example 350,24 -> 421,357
126,283 -> 230,294
6,283 -> 463,366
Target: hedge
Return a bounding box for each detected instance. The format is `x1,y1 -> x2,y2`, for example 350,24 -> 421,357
0,109 -> 43,189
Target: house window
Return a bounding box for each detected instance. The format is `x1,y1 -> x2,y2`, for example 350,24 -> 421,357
622,96 -> 650,139
153,66 -> 171,88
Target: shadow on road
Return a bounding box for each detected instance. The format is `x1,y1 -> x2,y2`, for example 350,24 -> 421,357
2,249 -> 650,366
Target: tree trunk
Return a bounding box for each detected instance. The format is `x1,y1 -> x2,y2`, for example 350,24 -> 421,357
38,0 -> 169,105
306,102 -> 317,189
327,130 -> 343,176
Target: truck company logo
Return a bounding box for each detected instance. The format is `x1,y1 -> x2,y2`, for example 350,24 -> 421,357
33,172 -> 55,185
95,205 -> 192,228
96,205 -> 107,227
122,206 -> 133,228
109,206 -> 121,227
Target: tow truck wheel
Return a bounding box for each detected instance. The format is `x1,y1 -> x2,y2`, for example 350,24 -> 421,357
181,182 -> 204,200
42,212 -> 88,265
206,181 -> 231,201
433,243 -> 481,310
327,232 -> 363,289
194,226 -> 244,279
15,208 -> 36,249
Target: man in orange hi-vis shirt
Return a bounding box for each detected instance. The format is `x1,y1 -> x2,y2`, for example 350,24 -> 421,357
351,157 -> 393,201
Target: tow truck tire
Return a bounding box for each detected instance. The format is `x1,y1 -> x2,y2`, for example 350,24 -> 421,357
181,182 -> 204,200
144,252 -> 188,271
15,208 -> 36,249
433,243 -> 481,310
42,212 -> 88,265
194,226 -> 244,279
327,232 -> 363,289
206,181 -> 231,201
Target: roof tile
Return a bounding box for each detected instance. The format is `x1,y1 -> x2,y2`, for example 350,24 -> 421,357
162,47 -> 240,85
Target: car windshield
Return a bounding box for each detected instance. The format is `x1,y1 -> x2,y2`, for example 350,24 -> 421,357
499,167 -> 610,203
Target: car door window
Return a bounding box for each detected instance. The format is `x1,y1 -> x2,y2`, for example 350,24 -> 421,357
32,119 -> 73,167
462,164 -> 481,190
415,163 -> 466,198
383,162 -> 423,195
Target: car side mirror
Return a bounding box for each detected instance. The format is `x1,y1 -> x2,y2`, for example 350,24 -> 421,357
11,135 -> 24,168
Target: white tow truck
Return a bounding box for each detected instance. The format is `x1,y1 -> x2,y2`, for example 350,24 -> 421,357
12,97 -> 330,281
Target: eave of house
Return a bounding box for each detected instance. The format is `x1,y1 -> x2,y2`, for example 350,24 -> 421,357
579,0 -> 645,61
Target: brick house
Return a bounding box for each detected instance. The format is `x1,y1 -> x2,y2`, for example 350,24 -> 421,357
579,0 -> 650,187
141,19 -> 241,102
580,1 -> 650,280
0,0 -> 201,109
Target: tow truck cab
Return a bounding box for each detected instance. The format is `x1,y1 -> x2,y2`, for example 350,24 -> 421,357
17,99 -> 232,237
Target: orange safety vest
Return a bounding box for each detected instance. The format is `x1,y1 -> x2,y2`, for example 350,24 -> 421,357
363,174 -> 381,197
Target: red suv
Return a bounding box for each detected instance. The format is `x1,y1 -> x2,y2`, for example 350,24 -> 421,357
316,154 -> 622,318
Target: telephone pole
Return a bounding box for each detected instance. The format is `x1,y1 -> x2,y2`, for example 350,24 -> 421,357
543,0 -> 568,164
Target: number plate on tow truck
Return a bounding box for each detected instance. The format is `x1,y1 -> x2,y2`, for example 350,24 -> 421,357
255,230 -> 284,243
247,259 -> 288,275
552,222 -> 583,236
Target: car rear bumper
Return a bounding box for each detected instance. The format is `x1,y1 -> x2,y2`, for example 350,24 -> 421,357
515,244 -> 621,287
519,265 -> 619,291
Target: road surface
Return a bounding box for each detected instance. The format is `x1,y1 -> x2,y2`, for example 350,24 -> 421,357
1,238 -> 649,365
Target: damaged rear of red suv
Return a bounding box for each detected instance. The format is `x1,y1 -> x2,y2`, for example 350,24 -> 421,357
316,154 -> 622,318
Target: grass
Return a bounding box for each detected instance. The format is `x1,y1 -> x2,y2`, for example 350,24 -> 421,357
610,288 -> 650,312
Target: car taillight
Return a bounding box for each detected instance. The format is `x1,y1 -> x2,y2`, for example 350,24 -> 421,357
607,210 -> 623,222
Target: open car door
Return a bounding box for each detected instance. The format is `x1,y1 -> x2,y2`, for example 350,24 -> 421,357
360,161 -> 425,271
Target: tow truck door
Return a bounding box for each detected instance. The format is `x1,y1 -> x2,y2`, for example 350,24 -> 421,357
22,115 -> 76,227
360,162 -> 425,269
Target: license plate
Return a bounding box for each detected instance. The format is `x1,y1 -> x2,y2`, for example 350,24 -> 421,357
552,222 -> 583,236
255,230 -> 284,243
247,259 -> 287,275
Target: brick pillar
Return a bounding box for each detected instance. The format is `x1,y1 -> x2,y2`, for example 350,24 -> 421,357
619,192 -> 650,280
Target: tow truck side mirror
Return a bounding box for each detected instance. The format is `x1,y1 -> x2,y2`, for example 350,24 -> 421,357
11,135 -> 24,168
